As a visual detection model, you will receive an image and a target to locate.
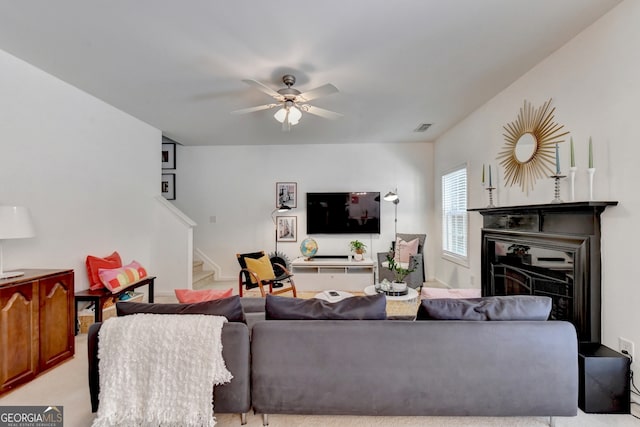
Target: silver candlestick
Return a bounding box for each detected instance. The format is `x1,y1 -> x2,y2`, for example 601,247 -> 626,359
486,186 -> 496,208
550,174 -> 566,204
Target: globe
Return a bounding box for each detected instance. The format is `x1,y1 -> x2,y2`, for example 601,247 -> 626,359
300,237 -> 318,259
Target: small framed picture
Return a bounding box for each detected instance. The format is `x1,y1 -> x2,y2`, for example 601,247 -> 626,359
276,216 -> 297,242
161,173 -> 175,200
276,182 -> 297,208
162,143 -> 176,169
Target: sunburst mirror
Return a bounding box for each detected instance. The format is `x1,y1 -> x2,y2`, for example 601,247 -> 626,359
497,99 -> 569,193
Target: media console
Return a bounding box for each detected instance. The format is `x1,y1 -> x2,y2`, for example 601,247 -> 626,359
290,257 -> 375,291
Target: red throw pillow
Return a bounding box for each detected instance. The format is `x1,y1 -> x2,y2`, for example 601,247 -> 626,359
174,288 -> 234,303
86,251 -> 122,290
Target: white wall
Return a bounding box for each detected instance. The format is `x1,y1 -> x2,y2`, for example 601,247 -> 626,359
174,142 -> 434,281
0,49 -> 160,291
434,0 -> 640,370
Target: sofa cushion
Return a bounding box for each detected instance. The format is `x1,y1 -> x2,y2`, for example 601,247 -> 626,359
116,295 -> 246,323
265,293 -> 387,320
416,295 -> 551,321
174,288 -> 233,303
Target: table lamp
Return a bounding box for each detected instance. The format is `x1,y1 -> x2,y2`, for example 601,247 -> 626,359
0,206 -> 36,279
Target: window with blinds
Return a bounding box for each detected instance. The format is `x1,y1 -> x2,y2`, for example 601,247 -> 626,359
442,165 -> 468,264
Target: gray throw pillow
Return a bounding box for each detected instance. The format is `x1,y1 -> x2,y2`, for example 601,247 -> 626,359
416,295 -> 551,321
265,293 -> 387,320
115,295 -> 246,323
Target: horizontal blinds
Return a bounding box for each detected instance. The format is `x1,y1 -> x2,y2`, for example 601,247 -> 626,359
442,167 -> 468,258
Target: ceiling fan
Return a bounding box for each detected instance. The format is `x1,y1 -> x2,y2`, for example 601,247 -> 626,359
232,74 -> 342,131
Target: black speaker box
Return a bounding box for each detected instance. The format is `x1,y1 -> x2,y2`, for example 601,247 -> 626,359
578,343 -> 631,413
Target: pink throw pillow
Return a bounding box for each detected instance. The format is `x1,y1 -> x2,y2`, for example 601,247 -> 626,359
174,288 -> 233,303
98,260 -> 148,293
421,287 -> 482,300
394,238 -> 419,263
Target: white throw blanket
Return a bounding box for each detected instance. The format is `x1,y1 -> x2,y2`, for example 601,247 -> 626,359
92,314 -> 232,427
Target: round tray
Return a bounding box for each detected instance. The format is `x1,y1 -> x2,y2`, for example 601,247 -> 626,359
377,288 -> 409,297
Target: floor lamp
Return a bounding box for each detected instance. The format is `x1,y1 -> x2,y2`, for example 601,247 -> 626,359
0,206 -> 36,279
383,189 -> 400,244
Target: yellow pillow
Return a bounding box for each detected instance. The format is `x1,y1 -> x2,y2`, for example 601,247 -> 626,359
245,255 -> 276,284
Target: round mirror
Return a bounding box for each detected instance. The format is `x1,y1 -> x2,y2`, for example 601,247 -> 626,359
514,133 -> 537,163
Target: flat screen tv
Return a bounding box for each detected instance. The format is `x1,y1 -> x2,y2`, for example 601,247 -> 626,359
306,192 -> 380,234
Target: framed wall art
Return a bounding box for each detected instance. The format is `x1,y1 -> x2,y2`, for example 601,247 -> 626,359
161,173 -> 175,200
162,142 -> 176,169
276,182 -> 297,208
276,216 -> 297,242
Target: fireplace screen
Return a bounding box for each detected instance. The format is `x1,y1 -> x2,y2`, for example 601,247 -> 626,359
489,240 -> 574,321
482,232 -> 592,341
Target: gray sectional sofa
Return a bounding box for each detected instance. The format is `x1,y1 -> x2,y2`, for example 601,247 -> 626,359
251,319 -> 578,425
87,295 -> 579,426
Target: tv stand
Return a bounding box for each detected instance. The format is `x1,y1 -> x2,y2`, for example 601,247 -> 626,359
290,257 -> 375,291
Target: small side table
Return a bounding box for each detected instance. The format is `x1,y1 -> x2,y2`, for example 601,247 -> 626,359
578,343 -> 630,413
363,285 -> 418,303
74,276 -> 155,334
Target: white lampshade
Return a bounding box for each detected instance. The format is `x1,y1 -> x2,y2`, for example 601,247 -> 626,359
0,206 -> 35,239
383,190 -> 399,202
274,107 -> 287,123
288,106 -> 302,125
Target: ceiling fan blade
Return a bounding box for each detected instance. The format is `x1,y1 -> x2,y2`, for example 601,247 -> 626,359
303,105 -> 343,120
242,79 -> 283,100
231,104 -> 278,114
297,84 -> 338,102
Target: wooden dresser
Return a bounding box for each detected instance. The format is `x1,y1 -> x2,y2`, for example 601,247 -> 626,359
0,269 -> 75,395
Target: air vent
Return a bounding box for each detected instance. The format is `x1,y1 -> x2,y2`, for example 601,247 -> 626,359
414,123 -> 432,132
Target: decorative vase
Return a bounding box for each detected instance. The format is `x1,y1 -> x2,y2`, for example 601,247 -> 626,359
353,252 -> 364,261
391,282 -> 407,292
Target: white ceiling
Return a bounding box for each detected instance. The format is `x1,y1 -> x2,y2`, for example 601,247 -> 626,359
0,0 -> 621,146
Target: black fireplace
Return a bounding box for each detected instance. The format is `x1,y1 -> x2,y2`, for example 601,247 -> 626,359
469,202 -> 616,343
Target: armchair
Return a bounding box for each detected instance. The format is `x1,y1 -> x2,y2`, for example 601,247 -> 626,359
236,251 -> 297,297
377,233 -> 426,289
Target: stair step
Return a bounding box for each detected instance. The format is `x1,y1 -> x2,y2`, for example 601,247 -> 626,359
193,260 -> 204,273
192,269 -> 215,290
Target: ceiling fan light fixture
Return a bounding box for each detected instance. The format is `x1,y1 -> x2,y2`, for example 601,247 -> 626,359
274,104 -> 302,126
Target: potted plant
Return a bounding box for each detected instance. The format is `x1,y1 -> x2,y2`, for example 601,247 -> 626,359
385,253 -> 415,288
349,240 -> 367,261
